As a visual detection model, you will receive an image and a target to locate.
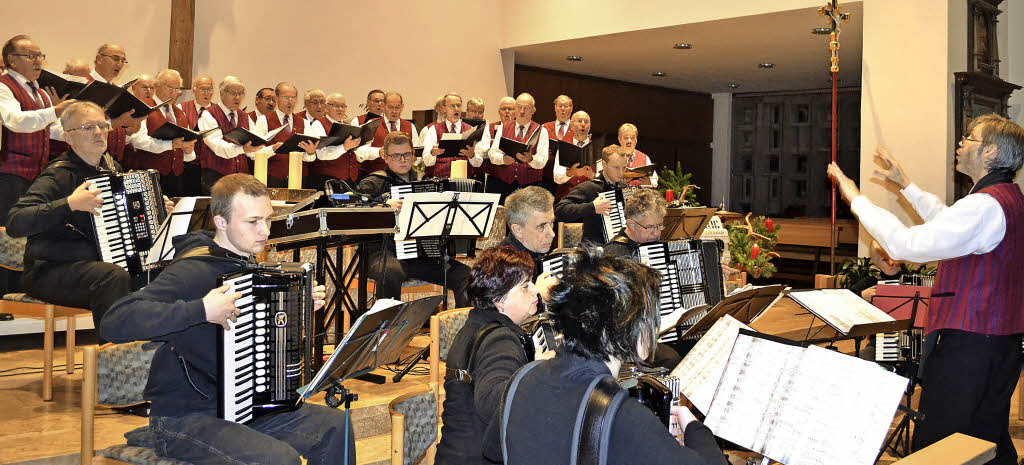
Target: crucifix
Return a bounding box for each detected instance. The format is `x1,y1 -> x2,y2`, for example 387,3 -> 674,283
818,0 -> 850,275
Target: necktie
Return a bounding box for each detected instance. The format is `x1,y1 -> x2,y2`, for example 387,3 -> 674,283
578,140 -> 585,147
164,106 -> 176,125
283,114 -> 292,135
449,123 -> 456,134
558,122 -> 565,139
26,82 -> 44,107
390,121 -> 397,132
517,126 -> 525,142
228,111 -> 236,128
198,106 -> 206,116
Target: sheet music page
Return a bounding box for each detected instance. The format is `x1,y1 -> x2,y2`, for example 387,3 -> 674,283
788,289 -> 894,334
670,315 -> 753,413
146,197 -> 199,264
759,345 -> 908,465
703,333 -> 804,449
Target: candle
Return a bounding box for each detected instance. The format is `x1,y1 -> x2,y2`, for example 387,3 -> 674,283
253,152 -> 269,185
750,243 -> 760,260
450,160 -> 468,179
666,189 -> 674,202
287,152 -> 303,189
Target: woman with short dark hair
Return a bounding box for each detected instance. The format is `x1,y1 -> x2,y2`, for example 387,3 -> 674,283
435,246 -> 551,464
486,246 -> 727,465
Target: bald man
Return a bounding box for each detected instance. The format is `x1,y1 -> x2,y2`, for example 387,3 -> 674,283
129,74 -> 156,102
126,69 -> 197,196
486,93 -> 549,201
62,58 -> 90,78
422,92 -> 483,178
177,75 -> 214,195
254,82 -> 325,188
196,76 -> 278,193
354,91 -> 418,179
554,110 -> 596,198
476,96 -> 516,193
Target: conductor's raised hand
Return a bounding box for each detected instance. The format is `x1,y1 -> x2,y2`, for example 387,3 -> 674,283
311,281 -> 327,311
827,162 -> 860,205
873,146 -> 911,189
68,181 -> 104,215
204,284 -> 242,330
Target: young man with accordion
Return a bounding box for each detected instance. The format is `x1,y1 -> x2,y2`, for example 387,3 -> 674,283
101,174 -> 355,465
554,144 -> 630,245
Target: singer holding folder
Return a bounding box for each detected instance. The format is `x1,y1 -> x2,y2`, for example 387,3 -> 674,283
828,114 -> 1024,464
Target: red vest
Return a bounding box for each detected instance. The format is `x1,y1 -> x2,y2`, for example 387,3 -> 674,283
624,149 -> 651,186
491,121 -> 543,186
0,74 -> 52,181
928,183 -> 1024,335
425,120 -> 470,178
130,105 -> 187,176
198,105 -> 251,176
310,117 -> 358,183
542,120 -> 575,182
179,101 -> 205,165
360,118 -> 413,178
264,112 -> 309,179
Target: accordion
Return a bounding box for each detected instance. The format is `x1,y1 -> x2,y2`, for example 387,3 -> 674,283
619,369 -> 682,428
393,178 -> 482,260
86,170 -> 167,274
539,248 -> 575,279
637,239 -> 725,341
598,186 -> 645,242
217,262 -> 314,424
875,328 -> 924,363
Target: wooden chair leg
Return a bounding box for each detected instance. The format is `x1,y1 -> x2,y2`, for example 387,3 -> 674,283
81,347 -> 97,465
1018,372 -> 1024,421
66,315 -> 76,374
43,304 -> 54,401
391,413 -> 405,465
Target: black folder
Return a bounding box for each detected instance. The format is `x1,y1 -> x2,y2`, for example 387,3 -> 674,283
437,123 -> 485,155
274,133 -> 321,154
325,117 -> 382,147
462,117 -> 486,127
73,78 -> 167,119
497,126 -> 542,156
221,125 -> 284,147
35,70 -> 87,99
150,121 -> 218,141
556,139 -> 601,167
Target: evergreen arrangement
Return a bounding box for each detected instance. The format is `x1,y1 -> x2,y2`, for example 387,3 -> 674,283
725,213 -> 780,278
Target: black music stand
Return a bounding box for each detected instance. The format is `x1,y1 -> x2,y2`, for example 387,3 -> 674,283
661,207 -> 717,241
397,192 -> 500,312
146,197 -> 213,264
677,284 -> 788,340
871,291 -> 928,460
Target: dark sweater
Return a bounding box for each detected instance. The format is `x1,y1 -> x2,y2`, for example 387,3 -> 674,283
603,230 -> 640,260
483,354 -> 727,465
100,230 -> 253,417
554,173 -> 618,246
435,308 -> 530,465
497,234 -> 548,281
6,150 -> 121,266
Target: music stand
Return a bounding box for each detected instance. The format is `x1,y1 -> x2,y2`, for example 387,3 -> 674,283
661,207 -> 717,240
396,191 -> 501,312
677,284 -> 788,340
146,197 -> 213,265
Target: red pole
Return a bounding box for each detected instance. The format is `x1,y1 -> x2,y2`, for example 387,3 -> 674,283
830,68 -> 838,275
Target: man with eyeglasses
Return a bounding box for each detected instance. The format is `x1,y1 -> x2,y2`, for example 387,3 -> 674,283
554,145 -> 628,245
178,75 -> 215,195
6,101 -> 171,343
255,82 -> 333,188
475,96 -> 516,193
601,123 -> 658,187
542,95 -> 576,194
422,92 -> 483,178
247,87 -> 275,124
297,89 -> 328,128
554,110 -> 596,198
196,76 -> 278,194
351,89 -> 386,125
129,74 -> 156,102
487,93 -> 550,202
126,69 -> 197,197
84,43 -> 139,167
354,91 -> 418,180
0,35 -> 77,228
356,131 -> 470,306
311,92 -> 361,188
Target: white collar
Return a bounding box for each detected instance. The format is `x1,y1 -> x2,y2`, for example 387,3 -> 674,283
89,69 -> 111,84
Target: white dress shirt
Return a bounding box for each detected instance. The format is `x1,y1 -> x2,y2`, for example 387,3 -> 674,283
198,102 -> 275,160
354,117 -> 418,162
553,135 -> 591,184
850,182 -> 1008,263
88,70 -> 112,84
272,110 -> 328,162
421,119 -> 483,168
596,149 -> 660,187
487,122 -> 548,169
129,96 -> 197,162
0,70 -> 60,139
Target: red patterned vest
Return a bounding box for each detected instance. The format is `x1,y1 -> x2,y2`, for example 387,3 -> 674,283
198,105 -> 251,176
542,120 -> 575,182
0,74 -> 52,181
360,118 -> 413,178
491,121 -> 543,186
264,112 -> 309,179
132,105 -> 187,176
928,183 -> 1024,335
179,101 -> 205,166
310,117 -> 358,183
425,120 -> 470,178
624,149 -> 651,187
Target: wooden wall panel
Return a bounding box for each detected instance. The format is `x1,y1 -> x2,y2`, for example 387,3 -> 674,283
513,65 -> 714,205
168,0 -> 195,86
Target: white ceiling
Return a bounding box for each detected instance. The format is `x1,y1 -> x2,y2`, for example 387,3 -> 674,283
507,3 -> 863,94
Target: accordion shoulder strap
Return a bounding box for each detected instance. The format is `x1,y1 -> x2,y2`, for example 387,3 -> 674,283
170,246 -> 214,265
499,359 -> 543,464
573,375 -> 627,465
446,322 -> 502,384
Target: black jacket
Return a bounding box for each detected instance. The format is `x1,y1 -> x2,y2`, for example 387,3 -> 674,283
436,308 -> 530,465
355,168 -> 415,203
6,150 -> 121,267
603,230 -> 640,260
554,173 -> 619,246
483,354 -> 727,465
497,234 -> 548,281
101,230 -> 253,417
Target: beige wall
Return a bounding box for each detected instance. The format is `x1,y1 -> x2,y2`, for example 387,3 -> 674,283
0,1 -> 171,84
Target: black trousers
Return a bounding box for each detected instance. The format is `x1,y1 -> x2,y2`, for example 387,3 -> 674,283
913,329 -> 1023,464
365,250 -> 470,308
0,173 -> 31,227
200,169 -> 223,196
159,172 -> 185,198
22,260 -> 132,344
181,162 -> 202,196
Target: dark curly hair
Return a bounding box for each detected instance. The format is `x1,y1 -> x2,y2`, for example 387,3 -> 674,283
467,246 -> 535,312
548,245 -> 661,364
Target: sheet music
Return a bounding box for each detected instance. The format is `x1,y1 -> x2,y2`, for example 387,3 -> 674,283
788,289 -> 895,334
669,315 -> 752,413
394,192 -> 500,240
705,332 -> 908,465
146,196 -> 203,264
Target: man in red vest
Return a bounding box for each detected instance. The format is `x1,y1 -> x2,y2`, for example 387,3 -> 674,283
255,82 -> 323,188
87,43 -> 140,164
350,89 -> 386,125
247,87 -> 275,124
611,123 -> 657,187
0,35 -> 76,225
129,74 -> 156,101
829,114 -> 1024,464
310,92 -> 361,188
422,93 -> 481,178
354,91 -> 417,180
541,95 -> 575,196
554,110 -> 596,198
196,76 -> 279,194
297,89 -> 329,128
127,69 -> 197,197
476,96 -> 516,192
486,93 -> 549,202
178,75 -> 215,195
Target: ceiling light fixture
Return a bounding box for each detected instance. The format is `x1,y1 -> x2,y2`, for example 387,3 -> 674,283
812,27 -> 833,35
651,72 -> 667,77
758,62 -> 775,69
672,43 -> 693,49
566,55 -> 583,61
729,83 -> 741,89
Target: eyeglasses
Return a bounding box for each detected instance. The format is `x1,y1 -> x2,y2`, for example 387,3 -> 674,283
630,219 -> 665,232
69,122 -> 112,133
307,99 -> 326,105
223,89 -> 245,98
195,87 -> 214,94
384,105 -> 403,112
278,96 -> 297,102
100,54 -> 128,64
962,135 -> 983,144
12,53 -> 45,61
327,103 -> 348,109
136,85 -> 156,91
387,152 -> 415,161
515,104 -> 534,111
